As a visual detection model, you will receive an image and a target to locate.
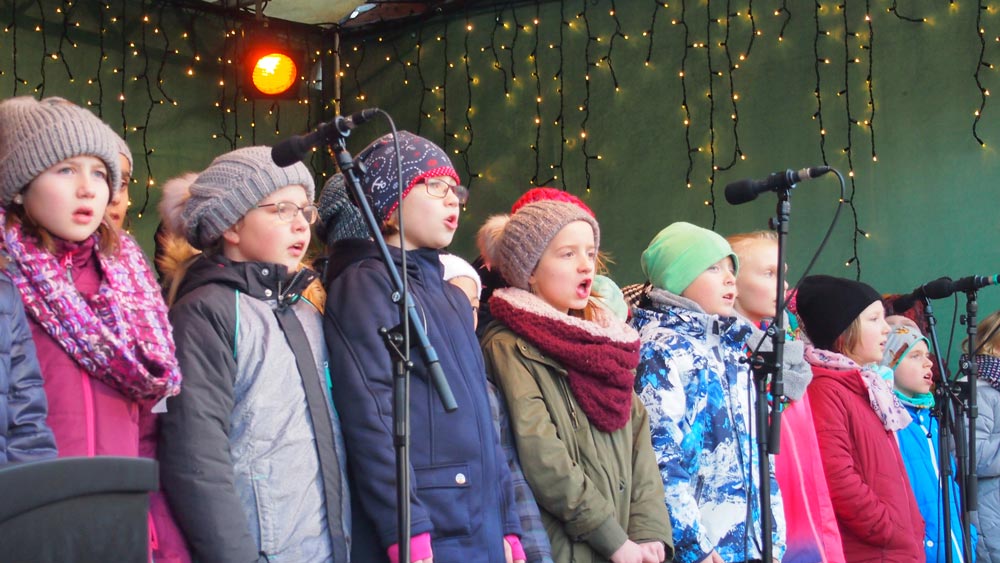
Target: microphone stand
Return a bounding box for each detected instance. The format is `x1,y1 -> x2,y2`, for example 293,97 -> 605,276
319,121 -> 459,563
921,298 -> 971,563
747,186 -> 792,562
960,289 -> 981,544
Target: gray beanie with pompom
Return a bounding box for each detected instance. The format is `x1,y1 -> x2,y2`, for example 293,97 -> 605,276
490,200 -> 600,291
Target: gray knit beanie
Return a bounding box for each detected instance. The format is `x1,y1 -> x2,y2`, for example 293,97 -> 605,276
182,146 -> 316,250
492,200 -> 601,290
115,135 -> 133,171
0,96 -> 123,205
316,173 -> 369,245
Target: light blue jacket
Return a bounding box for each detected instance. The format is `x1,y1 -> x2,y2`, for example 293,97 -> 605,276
631,288 -> 785,563
896,402 -> 977,562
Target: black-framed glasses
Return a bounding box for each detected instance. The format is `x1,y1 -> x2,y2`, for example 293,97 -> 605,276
256,201 -> 319,225
421,178 -> 468,204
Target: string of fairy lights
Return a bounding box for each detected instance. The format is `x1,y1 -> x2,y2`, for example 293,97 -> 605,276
580,0 -> 595,192
0,0 -> 323,235
1,0 -> 998,273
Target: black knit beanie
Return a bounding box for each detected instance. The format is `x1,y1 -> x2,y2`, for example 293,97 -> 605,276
796,274 -> 881,351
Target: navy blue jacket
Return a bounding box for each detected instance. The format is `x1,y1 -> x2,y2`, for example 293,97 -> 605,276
323,239 -> 520,562
0,272 -> 56,464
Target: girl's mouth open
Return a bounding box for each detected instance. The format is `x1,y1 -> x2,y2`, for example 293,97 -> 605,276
72,207 -> 94,224
576,278 -> 592,299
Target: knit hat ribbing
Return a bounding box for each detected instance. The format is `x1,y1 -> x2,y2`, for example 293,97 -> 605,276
182,146 -> 315,250
0,96 -> 123,205
510,187 -> 595,217
317,173 -> 369,245
641,221 -> 739,295
492,200 -> 600,291
796,274 -> 882,351
354,131 -> 459,223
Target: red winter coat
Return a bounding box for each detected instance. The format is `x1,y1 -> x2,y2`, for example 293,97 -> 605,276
29,240 -> 140,457
807,364 -> 924,562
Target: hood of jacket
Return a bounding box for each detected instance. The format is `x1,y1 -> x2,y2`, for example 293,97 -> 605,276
631,286 -> 752,346
175,253 -> 317,307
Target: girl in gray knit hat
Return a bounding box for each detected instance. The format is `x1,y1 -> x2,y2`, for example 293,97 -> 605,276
0,95 -> 182,562
480,200 -> 674,563
156,146 -> 351,563
0,93 -> 181,476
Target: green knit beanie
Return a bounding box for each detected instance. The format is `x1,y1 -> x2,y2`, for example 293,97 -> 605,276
641,222 -> 739,295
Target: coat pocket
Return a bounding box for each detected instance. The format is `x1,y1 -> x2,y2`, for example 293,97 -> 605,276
414,463 -> 473,538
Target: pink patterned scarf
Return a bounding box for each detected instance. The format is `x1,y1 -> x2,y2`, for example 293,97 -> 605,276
804,345 -> 911,431
489,287 -> 639,432
0,209 -> 181,403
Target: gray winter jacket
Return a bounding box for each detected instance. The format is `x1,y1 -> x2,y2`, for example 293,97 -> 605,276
975,374 -> 1000,562
160,255 -> 350,563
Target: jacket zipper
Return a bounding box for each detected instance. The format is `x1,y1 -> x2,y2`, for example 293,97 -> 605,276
64,255 -> 74,285
557,376 -> 580,429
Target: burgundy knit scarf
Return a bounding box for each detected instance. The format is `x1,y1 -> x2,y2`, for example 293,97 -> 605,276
489,287 -> 639,432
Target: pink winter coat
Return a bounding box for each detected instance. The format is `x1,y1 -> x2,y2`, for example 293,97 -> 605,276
774,392 -> 846,563
30,241 -> 140,456
139,410 -> 191,563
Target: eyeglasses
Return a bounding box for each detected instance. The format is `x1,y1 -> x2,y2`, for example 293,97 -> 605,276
255,201 -> 319,224
421,178 -> 468,204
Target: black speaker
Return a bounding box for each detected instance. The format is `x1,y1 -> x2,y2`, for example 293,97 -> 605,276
0,456 -> 157,563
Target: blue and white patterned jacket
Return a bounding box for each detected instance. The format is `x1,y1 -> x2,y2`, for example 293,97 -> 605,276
631,288 -> 785,563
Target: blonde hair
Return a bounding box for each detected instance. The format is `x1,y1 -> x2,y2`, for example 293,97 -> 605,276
832,316 -> 863,357
727,230 -> 777,263
966,310 -> 1000,358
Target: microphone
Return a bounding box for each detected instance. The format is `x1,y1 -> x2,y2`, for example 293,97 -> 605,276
893,275 -> 1000,312
271,108 -> 379,167
950,274 -> 1000,294
724,166 -> 832,205
892,277 -> 955,313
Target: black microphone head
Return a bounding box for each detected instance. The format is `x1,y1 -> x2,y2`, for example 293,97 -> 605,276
725,180 -> 759,205
921,277 -> 955,300
808,166 -> 833,179
890,293 -> 919,315
271,137 -> 310,167
352,107 -> 379,124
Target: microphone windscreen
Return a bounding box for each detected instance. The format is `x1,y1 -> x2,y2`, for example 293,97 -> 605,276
271,137 -> 308,167
724,180 -> 758,205
922,277 -> 956,300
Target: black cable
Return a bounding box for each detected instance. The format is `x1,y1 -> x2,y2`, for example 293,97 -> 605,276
946,293 -> 959,373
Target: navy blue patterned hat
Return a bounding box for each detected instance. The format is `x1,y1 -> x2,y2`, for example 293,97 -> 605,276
354,131 -> 460,223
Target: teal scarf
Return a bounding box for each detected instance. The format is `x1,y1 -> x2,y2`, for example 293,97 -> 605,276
877,364 -> 935,408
